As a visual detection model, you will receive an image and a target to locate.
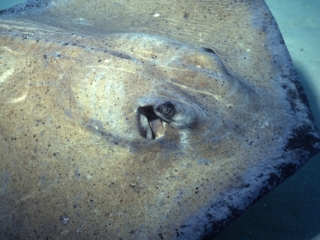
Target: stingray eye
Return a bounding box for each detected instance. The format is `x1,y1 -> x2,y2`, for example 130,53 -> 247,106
156,102 -> 175,117
137,99 -> 197,140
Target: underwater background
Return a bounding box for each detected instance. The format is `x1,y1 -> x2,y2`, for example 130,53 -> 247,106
0,0 -> 319,239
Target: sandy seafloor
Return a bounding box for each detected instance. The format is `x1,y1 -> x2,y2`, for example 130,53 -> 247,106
0,0 -> 319,239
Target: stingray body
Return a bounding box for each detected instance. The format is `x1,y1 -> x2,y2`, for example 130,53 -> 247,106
0,0 -> 319,239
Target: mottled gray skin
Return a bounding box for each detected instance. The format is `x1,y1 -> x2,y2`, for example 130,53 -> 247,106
0,0 -> 319,239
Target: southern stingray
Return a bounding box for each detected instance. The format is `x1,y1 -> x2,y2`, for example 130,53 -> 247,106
0,0 -> 319,239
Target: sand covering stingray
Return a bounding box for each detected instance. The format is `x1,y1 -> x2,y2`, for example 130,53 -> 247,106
0,0 -> 319,239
